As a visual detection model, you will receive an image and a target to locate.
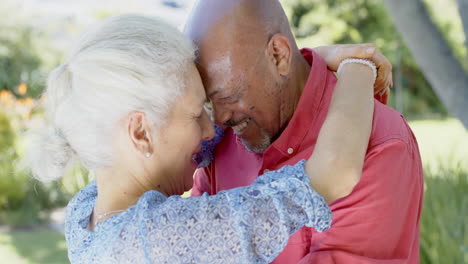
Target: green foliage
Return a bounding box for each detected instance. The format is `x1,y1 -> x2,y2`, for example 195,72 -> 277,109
0,111 -> 28,211
60,164 -> 91,197
280,0 -> 467,118
0,5 -> 45,98
420,167 -> 468,263
0,111 -> 72,226
0,2 -> 75,226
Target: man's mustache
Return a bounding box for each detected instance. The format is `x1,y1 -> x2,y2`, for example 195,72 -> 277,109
224,117 -> 248,127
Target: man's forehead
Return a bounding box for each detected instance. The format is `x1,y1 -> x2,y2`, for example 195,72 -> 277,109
184,0 -> 239,42
202,53 -> 232,73
195,56 -> 237,98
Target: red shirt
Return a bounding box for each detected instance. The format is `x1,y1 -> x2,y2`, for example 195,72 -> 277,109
192,49 -> 423,263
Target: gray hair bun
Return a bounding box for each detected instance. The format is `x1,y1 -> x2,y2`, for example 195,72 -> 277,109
25,127 -> 73,182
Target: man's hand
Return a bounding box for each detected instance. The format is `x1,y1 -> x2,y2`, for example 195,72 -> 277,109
313,44 -> 393,103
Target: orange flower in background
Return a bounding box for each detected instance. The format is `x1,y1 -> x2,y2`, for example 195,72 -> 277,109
16,97 -> 33,106
0,90 -> 13,107
24,97 -> 33,106
18,83 -> 28,95
15,97 -> 35,120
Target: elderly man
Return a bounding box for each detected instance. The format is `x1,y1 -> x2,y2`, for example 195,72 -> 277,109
186,0 -> 423,263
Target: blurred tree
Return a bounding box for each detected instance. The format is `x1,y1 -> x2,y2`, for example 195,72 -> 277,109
281,0 -> 467,125
458,0 -> 468,48
383,0 -> 468,128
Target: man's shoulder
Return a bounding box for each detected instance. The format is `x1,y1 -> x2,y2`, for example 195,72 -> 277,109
370,100 -> 415,148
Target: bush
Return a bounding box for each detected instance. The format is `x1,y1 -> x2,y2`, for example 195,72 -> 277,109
0,111 -> 28,210
420,166 -> 468,263
0,2 -> 48,98
280,0 -> 465,118
0,110 -> 73,226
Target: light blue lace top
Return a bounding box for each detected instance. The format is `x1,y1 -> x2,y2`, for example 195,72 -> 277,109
65,160 -> 332,264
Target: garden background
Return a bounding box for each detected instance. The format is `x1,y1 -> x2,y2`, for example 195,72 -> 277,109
0,0 -> 466,263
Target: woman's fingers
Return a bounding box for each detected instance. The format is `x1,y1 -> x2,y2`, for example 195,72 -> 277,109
313,44 -> 376,71
341,43 -> 376,59
313,44 -> 393,99
372,50 -> 392,94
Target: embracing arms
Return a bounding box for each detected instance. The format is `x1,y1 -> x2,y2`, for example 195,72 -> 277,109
148,57 -> 378,262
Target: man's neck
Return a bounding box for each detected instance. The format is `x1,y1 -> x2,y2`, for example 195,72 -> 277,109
293,54 -> 312,108
277,53 -> 311,135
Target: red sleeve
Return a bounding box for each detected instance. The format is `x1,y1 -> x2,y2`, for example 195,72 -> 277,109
191,166 -> 213,197
302,138 -> 423,263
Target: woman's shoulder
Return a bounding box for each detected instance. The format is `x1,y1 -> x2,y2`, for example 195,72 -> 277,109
66,181 -> 97,222
71,180 -> 97,201
64,181 -> 98,259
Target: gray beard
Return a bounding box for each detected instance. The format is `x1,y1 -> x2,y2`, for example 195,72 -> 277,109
240,130 -> 272,154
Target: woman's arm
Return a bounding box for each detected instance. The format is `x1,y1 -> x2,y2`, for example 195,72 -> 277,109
143,162 -> 330,263
305,62 -> 375,203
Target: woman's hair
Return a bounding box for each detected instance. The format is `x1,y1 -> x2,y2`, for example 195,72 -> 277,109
25,14 -> 196,182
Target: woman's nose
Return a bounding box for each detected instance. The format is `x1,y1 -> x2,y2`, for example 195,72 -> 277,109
202,119 -> 215,141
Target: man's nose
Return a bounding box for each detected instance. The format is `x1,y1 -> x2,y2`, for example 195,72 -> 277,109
212,105 -> 233,126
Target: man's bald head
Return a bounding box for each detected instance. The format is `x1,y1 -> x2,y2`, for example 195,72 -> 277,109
185,0 -> 296,50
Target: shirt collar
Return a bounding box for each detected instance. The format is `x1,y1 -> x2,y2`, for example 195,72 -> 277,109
269,48 -> 330,155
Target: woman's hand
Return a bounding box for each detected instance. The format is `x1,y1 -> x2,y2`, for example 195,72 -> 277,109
313,44 -> 393,102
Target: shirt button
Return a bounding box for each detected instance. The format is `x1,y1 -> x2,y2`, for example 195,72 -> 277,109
287,147 -> 294,154
263,169 -> 270,173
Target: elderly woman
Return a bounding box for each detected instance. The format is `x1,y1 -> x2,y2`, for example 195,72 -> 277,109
26,14 -> 381,263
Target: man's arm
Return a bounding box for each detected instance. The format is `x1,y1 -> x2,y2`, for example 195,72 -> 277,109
301,134 -> 423,263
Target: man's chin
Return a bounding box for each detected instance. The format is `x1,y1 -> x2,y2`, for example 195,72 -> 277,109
240,137 -> 271,154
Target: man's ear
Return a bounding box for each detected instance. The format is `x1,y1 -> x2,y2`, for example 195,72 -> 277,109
267,33 -> 292,77
128,111 -> 153,156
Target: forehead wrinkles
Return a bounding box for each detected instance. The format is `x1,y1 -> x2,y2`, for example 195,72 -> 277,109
207,55 -> 232,75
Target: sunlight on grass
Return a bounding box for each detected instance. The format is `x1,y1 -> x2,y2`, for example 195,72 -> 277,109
408,118 -> 468,263
409,118 -> 468,173
0,228 -> 68,264
0,232 -> 28,264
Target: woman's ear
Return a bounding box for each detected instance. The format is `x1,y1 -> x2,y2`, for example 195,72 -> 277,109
128,111 -> 153,157
267,33 -> 292,77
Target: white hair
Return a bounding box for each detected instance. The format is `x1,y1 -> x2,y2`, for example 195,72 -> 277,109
25,14 -> 196,182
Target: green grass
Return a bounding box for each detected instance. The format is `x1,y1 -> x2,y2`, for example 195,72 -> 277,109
420,168 -> 468,263
409,118 -> 468,263
409,118 -> 468,173
0,227 -> 68,264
